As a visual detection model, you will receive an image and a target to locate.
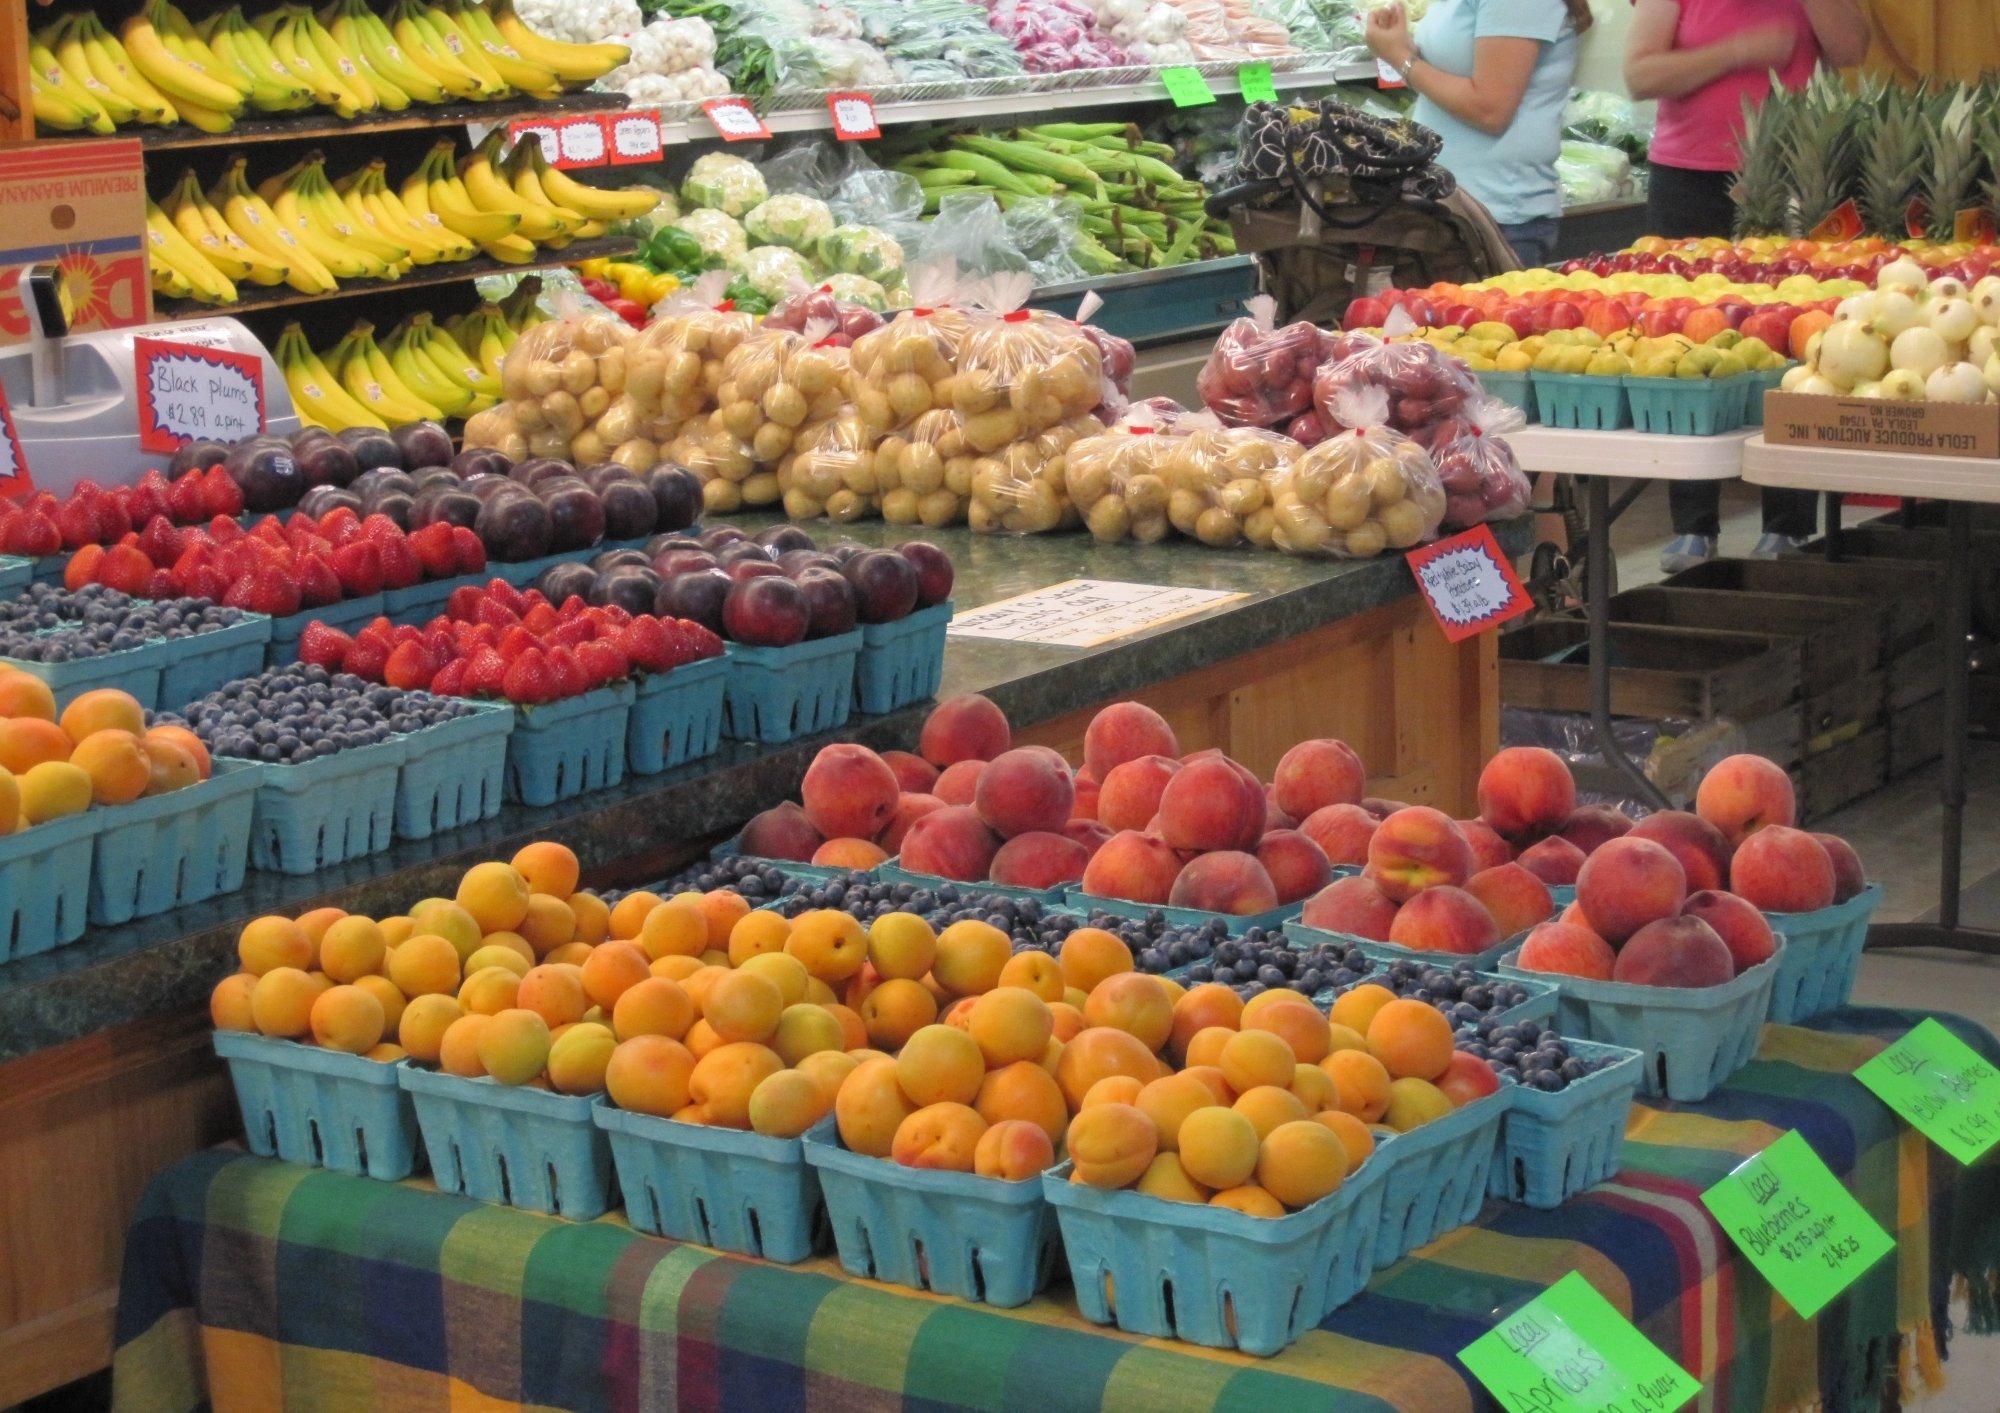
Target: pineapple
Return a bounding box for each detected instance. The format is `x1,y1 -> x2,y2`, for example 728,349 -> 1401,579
1975,83 -> 2000,231
1855,77 -> 1928,239
1734,90 -> 1793,236
1922,86 -> 1985,240
1778,68 -> 1860,237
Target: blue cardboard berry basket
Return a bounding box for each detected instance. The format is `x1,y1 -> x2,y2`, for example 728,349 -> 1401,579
1283,917 -> 1525,973
0,556 -> 29,595
709,834 -> 879,884
802,1119 -> 1059,1307
627,656 -> 727,776
398,1067 -> 614,1219
1530,371 -> 1629,430
1043,1141 -> 1392,1356
1374,1087 -> 1508,1267
155,615 -> 274,709
240,736 -> 405,874
392,699 -> 515,840
1621,374 -> 1752,436
1064,889 -> 1303,938
88,758 -> 259,925
0,805 -> 98,963
1489,1038 -> 1644,1208
1310,957 -> 1558,1031
264,593 -> 386,666
1763,883 -> 1883,1023
1496,938 -> 1783,1102
854,600 -> 952,715
503,682 -> 633,807
721,631 -> 862,745
1475,369 -> 1534,419
1549,883 -> 1577,908
1,637 -> 167,711
595,1102 -> 825,1263
214,1031 -> 419,1180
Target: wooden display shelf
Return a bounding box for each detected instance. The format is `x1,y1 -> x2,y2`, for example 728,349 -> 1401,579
154,234 -> 634,321
62,91 -> 619,153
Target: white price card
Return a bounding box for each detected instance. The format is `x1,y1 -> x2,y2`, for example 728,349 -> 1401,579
607,110 -> 663,164
701,97 -> 769,141
556,115 -> 608,168
1405,525 -> 1532,642
507,120 -> 561,164
945,579 -> 1243,648
826,91 -> 880,140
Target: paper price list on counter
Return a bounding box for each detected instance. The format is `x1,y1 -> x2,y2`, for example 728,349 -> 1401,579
946,580 -> 1243,648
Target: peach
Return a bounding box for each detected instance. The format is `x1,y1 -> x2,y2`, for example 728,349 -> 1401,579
933,760 -> 983,806
898,805 -> 1002,882
813,838 -> 889,870
1476,747 -> 1576,842
975,1061 -> 1069,1143
749,1070 -> 829,1138
1054,1026 -> 1159,1109
1071,768 -> 1100,822
477,1008 -> 553,1085
974,1118 -> 1057,1180
737,802 -> 823,862
1097,755 -> 1180,833
1256,830 -> 1333,904
933,919 -> 1011,996
1613,916 -> 1735,988
974,747 -> 1075,839
1365,806 -> 1475,902
1258,1120 -> 1345,1208
882,750 -> 939,795
1298,803 -> 1378,867
1458,819 -> 1513,873
880,793 -> 946,851
860,977 -> 938,1048
1084,701 -> 1179,780
1270,738 -> 1366,819
1365,998 -> 1453,1081
919,693 -> 1011,767
1066,1102 -> 1157,1188
1559,806 -> 1633,857
1730,826 -> 1835,913
1168,982 -> 1244,1061
1815,833 -> 1866,903
1695,753 -> 1797,844
1300,874 -> 1398,941
1628,811 -> 1732,893
1083,972 -> 1173,1051
1388,886 -> 1499,955
1516,922 -> 1616,980
968,988 -> 1055,1067
1264,793 -> 1296,833
1681,889 -> 1777,973
802,744 -> 901,841
1517,835 -> 1587,886
891,1100 -> 989,1170
989,831 -> 1090,890
1058,927 -> 1134,992
1062,818 -> 1113,856
1576,836 -> 1687,943
1178,1105 -> 1260,1190
1079,829 -> 1183,905
690,1041 -> 785,1129
547,1023 -> 617,1096
1169,851 -> 1279,917
1464,863 -> 1555,938
1157,755 -> 1265,853
1436,1050 -> 1501,1108
836,1054 -> 918,1156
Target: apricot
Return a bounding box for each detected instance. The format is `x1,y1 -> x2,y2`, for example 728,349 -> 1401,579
1233,1084 -> 1310,1140
1383,1077 -> 1452,1130
931,918 -> 1010,997
1083,1075 -> 1146,1109
1168,983 -> 1243,1062
238,915 -> 313,976
59,688 -> 145,744
867,911 -> 938,981
836,1055 -> 919,1156
580,940 -> 651,1011
1365,998 -> 1453,1081
1311,1109 -> 1375,1174
1178,1104 -> 1260,1190
997,949 -> 1064,1001
1209,1185 -> 1285,1217
1067,1101 -> 1157,1188
397,993 -> 462,1063
465,942 -> 531,980
919,693 -> 1011,767
1049,1000 -> 1086,1043
859,977 -> 938,1048
1326,982 -> 1394,1036
0,672 -> 57,722
822,1001 -> 869,1051
701,969 -> 780,1043
304,984 -> 381,1054
547,1022 -> 615,1095
974,1118 -> 1057,1180
605,1034 -> 696,1117
1219,1028 -> 1296,1095
1257,1120 -> 1345,1208
385,933 -> 459,997
608,890 -> 664,940
964,986 -> 1053,1067
511,840 -> 580,898
438,1014 -> 492,1077
749,1069 -> 830,1138
69,729 -> 149,805
1058,927 -> 1134,993
140,735 -> 200,796
409,900 -> 481,962
1244,999 -> 1332,1065
1287,1061 -> 1336,1113
896,1023 -> 985,1106
456,861 -> 530,933
1055,1025 -> 1160,1109
1082,972 -> 1173,1052
478,1008 -> 552,1085
0,717 -> 74,776
19,759 -> 89,823
891,1101 -> 988,1171
611,977 -> 694,1041
515,963 -> 589,1029
689,1041 -> 784,1129
1183,1025 -> 1234,1070
145,723 -> 211,780
693,890 -> 751,949
1322,1048 -> 1392,1122
629,898 -> 703,962
209,972 -> 258,1031
785,908 -> 869,983
796,1049 -> 861,1105
771,1003 -> 845,1064
974,1060 -> 1069,1142
458,966 -> 522,1016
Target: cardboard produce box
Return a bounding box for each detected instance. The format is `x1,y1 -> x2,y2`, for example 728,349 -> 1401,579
1762,391 -> 2000,459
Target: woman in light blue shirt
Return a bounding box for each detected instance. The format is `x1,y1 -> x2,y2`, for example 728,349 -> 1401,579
1364,0 -> 1588,267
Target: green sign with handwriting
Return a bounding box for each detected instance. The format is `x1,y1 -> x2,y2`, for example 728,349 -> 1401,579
1701,1130 -> 1893,1319
1459,1271 -> 1701,1413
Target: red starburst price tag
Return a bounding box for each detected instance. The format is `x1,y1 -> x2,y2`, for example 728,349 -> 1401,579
827,92 -> 880,140
507,120 -> 561,165
0,381 -> 31,498
1375,57 -> 1405,89
554,115 -> 609,169
134,337 -> 268,454
605,110 -> 664,164
701,97 -> 769,141
1405,524 -> 1531,642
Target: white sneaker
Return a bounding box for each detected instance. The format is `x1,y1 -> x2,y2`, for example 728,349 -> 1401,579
1751,533 -> 1807,559
1658,534 -> 1716,574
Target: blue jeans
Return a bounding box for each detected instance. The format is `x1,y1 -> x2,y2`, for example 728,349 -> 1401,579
1497,216 -> 1562,269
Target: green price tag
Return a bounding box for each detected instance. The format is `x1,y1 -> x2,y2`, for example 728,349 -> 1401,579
1160,66 -> 1216,107
1238,62 -> 1277,103
1459,1272 -> 1701,1413
1854,1018 -> 2000,1165
1700,1130 -> 1894,1319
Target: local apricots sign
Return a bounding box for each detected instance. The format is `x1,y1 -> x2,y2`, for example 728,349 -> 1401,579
1458,1271 -> 1700,1413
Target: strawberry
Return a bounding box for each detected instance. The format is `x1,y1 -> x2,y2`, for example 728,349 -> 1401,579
429,657 -> 470,697
331,541 -> 384,596
54,498 -> 101,550
463,622 -> 500,650
96,497 -> 132,541
521,602 -> 559,636
64,544 -> 105,591
475,596 -> 520,631
354,616 -> 396,651
97,544 -> 154,595
316,507 -> 362,547
597,603 -> 633,627
577,638 -> 627,686
207,514 -> 244,543
165,472 -> 206,524
220,575 -> 256,610
17,512 -> 59,557
685,621 -> 724,659
548,615 -> 596,649
619,615 -> 674,672
342,636 -> 390,682
449,527 -> 486,575
445,585 -> 485,621
297,553 -> 343,607
424,615 -> 453,636
422,626 -> 455,662
128,470 -> 171,526
146,569 -> 173,599
298,621 -> 354,670
498,625 -> 540,661
557,594 -> 590,620
244,565 -> 302,617
502,647 -> 556,704
138,515 -> 186,568
519,588 -> 550,611
545,645 -> 586,699
390,623 -> 420,646
383,639 -> 440,690
359,513 -> 403,544
199,466 -> 243,517
250,516 -> 288,547
462,647 -> 508,697
408,523 -> 458,578
486,579 -> 528,616
375,536 -> 421,590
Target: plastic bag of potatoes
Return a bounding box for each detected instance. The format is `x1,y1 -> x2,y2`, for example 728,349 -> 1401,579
965,414 -> 1098,534
629,302 -> 755,440
1161,425 -> 1297,548
848,306 -> 977,437
780,410 -> 880,522
1062,425 -> 1184,544
683,326 -> 852,513
874,408 -> 972,529
1268,424 -> 1446,558
468,314 -> 662,468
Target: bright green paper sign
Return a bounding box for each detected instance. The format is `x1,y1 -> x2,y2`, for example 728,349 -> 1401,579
1160,67 -> 1215,107
1459,1271 -> 1700,1413
1701,1130 -> 1893,1319
1237,63 -> 1277,103
1854,1017 -> 2000,1165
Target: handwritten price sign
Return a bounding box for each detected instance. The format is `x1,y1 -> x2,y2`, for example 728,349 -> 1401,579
1701,1130 -> 1894,1319
555,114 -> 608,168
1856,1018 -> 2000,1165
1406,524 -> 1532,641
134,337 -> 265,453
606,110 -> 663,164
1459,1272 -> 1700,1413
827,92 -> 880,140
507,120 -> 561,165
701,97 -> 769,141
0,382 -> 30,497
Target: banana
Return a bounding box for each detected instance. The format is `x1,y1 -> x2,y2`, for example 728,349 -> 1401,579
354,323 -> 445,418
151,0 -> 251,103
444,0 -> 559,98
121,6 -> 244,114
412,312 -> 500,397
225,11 -> 317,107
340,160 -> 470,261
519,141 -> 661,223
277,323 -> 388,430
413,144 -> 523,246
460,132 -> 576,241
42,18 -> 139,124
500,277 -> 542,332
386,0 -> 489,99
73,15 -> 179,124
324,165 -> 436,265
31,73 -> 112,134
197,9 -> 312,111
417,1 -> 508,96
260,10 -> 360,116
490,1 -> 626,85
289,5 -> 392,112
270,174 -> 388,280
324,0 -> 442,106
383,323 -> 473,414
331,325 -> 439,422
146,200 -> 237,304
299,165 -> 412,267
211,160 -> 338,293
166,169 -> 291,285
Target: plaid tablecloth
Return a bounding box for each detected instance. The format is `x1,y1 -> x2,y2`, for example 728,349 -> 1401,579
112,1007 -> 2000,1413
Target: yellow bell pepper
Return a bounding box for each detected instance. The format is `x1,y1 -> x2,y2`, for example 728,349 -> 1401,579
643,272 -> 680,306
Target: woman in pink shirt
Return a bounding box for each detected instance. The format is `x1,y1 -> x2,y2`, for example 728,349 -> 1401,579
1624,0 -> 1869,566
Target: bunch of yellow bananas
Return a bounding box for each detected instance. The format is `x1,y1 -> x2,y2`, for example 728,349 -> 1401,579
32,0 -> 626,135
147,139 -> 660,303
278,297 -> 545,431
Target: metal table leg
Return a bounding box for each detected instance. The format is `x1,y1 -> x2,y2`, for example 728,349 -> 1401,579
1586,476 -> 1669,810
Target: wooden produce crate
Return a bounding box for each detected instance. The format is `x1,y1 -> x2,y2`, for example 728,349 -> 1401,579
1660,558 -> 1939,662
1889,693 -> 1945,780
1801,525 -> 2000,640
1802,672 -> 1886,754
1607,585 -> 1883,700
1499,620 -> 1804,732
1798,727 -> 1889,823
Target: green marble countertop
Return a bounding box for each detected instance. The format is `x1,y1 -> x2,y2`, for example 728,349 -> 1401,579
0,517 -> 1528,1062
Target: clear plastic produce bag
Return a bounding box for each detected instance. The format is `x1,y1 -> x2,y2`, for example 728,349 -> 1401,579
474,314 -> 654,467
1062,424 -> 1180,544
766,282 -> 886,344
1268,385 -> 1446,558
780,408 -> 882,521
874,407 -> 971,528
630,276 -> 756,438
1421,397 -> 1532,531
1195,296 -> 1328,427
951,274 -> 1106,450
819,223 -> 906,285
1312,336 -> 1479,434
1163,424 -> 1297,547
710,324 -> 852,474
744,193 -> 836,253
